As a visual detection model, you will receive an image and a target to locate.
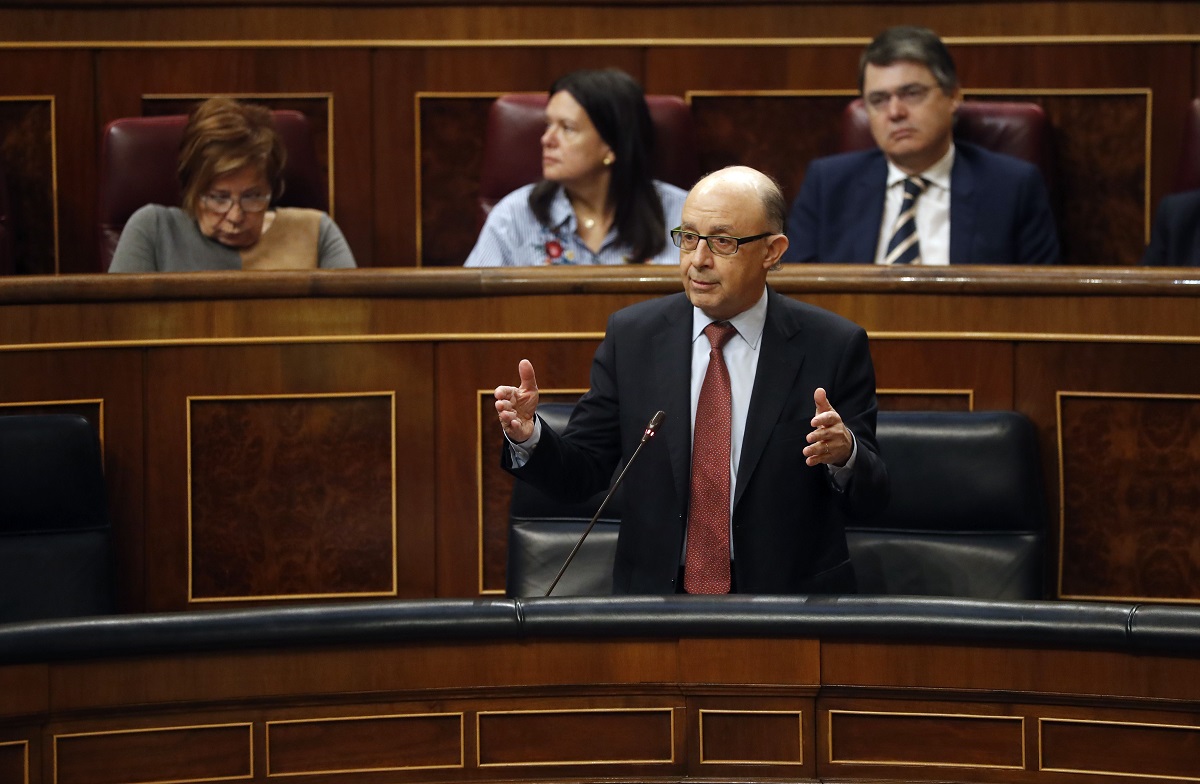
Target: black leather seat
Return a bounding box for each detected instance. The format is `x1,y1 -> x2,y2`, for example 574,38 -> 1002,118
0,414 -> 115,621
506,402 -> 620,597
505,406 -> 1046,599
847,410 -> 1046,599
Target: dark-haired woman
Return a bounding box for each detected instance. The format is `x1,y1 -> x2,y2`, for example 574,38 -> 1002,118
465,69 -> 686,267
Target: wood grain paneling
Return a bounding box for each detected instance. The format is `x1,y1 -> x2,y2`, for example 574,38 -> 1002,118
699,710 -> 803,764
828,710 -> 1024,768
1040,717 -> 1200,779
1058,392 -> 1200,601
54,724 -> 252,784
144,343 -> 434,610
0,50 -> 94,274
188,393 -> 396,601
266,713 -> 463,775
436,339 -> 598,597
477,708 -> 674,766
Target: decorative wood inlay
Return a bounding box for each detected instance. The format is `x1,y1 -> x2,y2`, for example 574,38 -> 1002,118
828,710 -> 1024,769
699,710 -> 803,765
1058,392 -> 1200,601
266,713 -> 464,775
188,392 -> 396,601
1040,718 -> 1200,780
0,97 -> 56,275
477,708 -> 674,766
54,724 -> 252,784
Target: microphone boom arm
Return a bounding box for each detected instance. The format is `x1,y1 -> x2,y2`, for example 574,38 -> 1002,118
544,410 -> 665,597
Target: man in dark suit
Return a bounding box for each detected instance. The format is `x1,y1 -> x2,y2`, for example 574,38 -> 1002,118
494,166 -> 889,595
783,26 -> 1059,265
1143,189 -> 1200,266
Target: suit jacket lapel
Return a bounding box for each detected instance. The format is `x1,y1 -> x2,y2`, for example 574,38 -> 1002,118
734,288 -> 805,509
853,154 -> 888,262
949,145 -> 977,264
651,296 -> 695,508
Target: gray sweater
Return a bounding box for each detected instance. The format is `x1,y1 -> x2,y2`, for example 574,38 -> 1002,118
108,204 -> 356,272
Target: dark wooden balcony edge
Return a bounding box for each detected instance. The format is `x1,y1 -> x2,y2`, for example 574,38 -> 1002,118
2,265 -> 1199,305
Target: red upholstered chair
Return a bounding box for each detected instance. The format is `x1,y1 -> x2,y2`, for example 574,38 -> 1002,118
476,93 -> 700,232
1172,97 -> 1200,193
840,98 -> 1055,189
97,110 -> 329,271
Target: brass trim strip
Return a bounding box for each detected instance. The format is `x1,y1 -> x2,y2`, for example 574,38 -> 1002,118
53,723 -> 253,784
698,709 -> 804,766
5,330 -> 1200,355
876,388 -> 975,410
4,35 -> 1200,50
186,390 -> 398,604
827,709 -> 1025,769
475,707 -> 675,767
1038,717 -> 1200,781
264,712 -> 464,776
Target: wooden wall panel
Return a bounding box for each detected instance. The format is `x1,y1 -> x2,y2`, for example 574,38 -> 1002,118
1015,341 -> 1200,601
188,393 -> 396,602
436,339 -> 599,598
265,713 -> 464,775
143,342 -> 434,610
54,724 -> 252,784
0,50 -> 95,275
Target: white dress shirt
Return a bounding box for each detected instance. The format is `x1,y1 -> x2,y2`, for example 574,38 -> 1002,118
874,144 -> 956,265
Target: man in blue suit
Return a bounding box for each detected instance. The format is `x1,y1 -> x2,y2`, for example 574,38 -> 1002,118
783,26 -> 1059,265
1143,189 -> 1200,266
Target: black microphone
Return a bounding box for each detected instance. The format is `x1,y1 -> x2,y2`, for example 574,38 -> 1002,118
544,410 -> 666,597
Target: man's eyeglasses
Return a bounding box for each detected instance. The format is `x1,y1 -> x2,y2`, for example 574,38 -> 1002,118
671,228 -> 773,256
201,192 -> 273,214
864,82 -> 939,112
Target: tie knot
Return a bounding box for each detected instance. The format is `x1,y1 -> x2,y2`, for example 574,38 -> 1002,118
903,176 -> 928,199
704,321 -> 737,351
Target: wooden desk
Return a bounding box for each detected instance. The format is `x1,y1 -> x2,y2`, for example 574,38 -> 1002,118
2,596 -> 1199,784
1,266 -> 1198,608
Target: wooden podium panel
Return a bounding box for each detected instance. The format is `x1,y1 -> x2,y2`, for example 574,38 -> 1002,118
3,266 -> 1200,606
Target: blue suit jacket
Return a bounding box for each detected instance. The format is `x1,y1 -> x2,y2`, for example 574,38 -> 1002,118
1143,190 -> 1200,266
504,287 -> 889,595
783,141 -> 1060,264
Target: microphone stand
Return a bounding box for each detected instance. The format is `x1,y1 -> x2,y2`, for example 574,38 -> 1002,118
544,411 -> 665,597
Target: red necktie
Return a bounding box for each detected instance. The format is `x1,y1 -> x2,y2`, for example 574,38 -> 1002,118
685,321 -> 737,594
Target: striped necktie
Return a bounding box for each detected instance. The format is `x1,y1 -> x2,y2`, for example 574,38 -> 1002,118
884,176 -> 928,265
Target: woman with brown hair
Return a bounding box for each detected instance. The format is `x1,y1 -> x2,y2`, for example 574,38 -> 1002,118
109,96 -> 355,272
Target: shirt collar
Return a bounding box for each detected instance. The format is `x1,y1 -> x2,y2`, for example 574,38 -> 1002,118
691,287 -> 769,350
546,186 -> 576,231
886,141 -> 956,191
